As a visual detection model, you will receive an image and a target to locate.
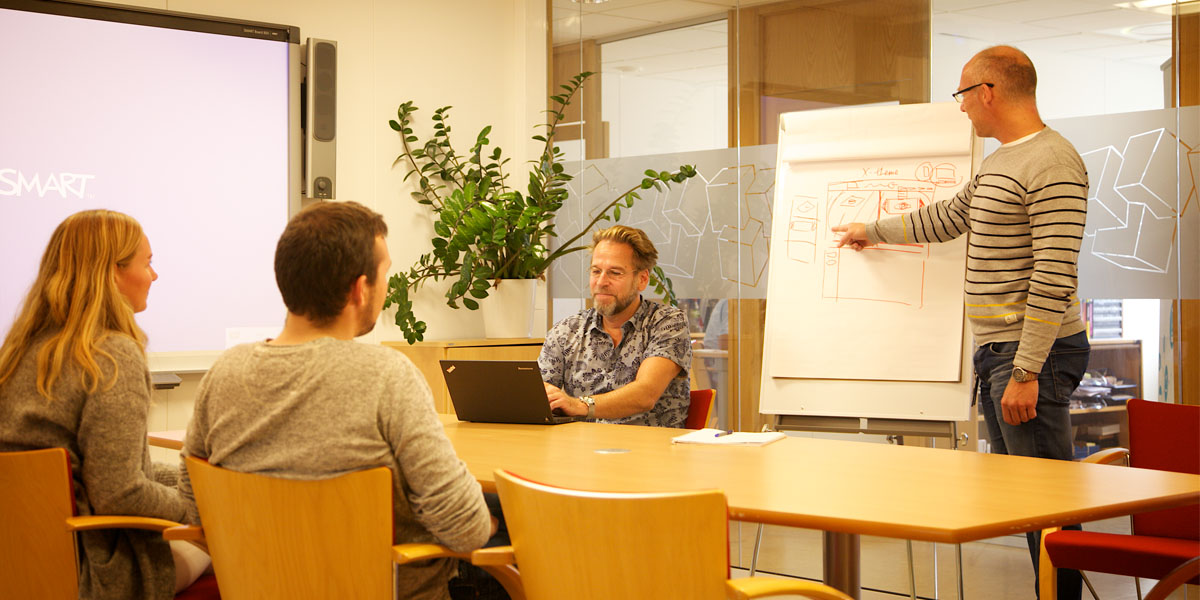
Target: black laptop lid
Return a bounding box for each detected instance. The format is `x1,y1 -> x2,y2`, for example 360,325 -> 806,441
440,360 -> 579,425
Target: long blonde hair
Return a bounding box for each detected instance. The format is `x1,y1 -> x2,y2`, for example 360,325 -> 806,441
0,210 -> 147,399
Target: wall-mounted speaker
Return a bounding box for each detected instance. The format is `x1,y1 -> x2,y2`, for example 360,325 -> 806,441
304,38 -> 336,199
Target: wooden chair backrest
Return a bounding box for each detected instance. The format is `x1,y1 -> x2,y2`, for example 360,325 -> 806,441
0,448 -> 79,599
184,456 -> 394,600
494,468 -> 729,600
687,388 -> 715,430
1128,399 -> 1200,540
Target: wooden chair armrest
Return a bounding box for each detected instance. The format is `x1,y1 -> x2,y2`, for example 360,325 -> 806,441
393,543 -> 470,564
163,525 -> 205,542
470,548 -> 524,600
394,544 -> 524,599
1083,447 -> 1129,465
65,515 -> 182,533
727,577 -> 854,600
470,545 -> 516,566
1038,526 -> 1062,600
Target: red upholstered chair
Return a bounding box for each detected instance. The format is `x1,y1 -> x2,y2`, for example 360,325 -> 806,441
1039,399 -> 1200,599
0,447 -> 218,599
687,388 -> 716,429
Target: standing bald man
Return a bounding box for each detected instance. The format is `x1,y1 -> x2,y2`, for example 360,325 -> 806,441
834,46 -> 1088,599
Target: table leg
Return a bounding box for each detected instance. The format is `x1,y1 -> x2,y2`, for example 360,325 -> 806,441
823,531 -> 861,599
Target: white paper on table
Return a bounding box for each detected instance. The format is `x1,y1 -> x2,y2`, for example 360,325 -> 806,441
671,429 -> 786,446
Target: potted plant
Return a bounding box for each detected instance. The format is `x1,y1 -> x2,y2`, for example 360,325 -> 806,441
385,72 -> 698,343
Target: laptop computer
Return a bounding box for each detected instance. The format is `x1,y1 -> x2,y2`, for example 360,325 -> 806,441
440,360 -> 584,425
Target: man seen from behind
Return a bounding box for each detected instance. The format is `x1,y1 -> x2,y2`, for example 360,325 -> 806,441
179,201 -> 495,600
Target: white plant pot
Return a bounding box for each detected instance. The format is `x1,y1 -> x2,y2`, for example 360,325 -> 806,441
481,278 -> 547,339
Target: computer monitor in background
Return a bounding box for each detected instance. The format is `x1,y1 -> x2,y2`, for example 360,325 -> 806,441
0,0 -> 302,371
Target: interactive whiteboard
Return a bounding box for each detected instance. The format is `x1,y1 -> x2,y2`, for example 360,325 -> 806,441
0,2 -> 302,373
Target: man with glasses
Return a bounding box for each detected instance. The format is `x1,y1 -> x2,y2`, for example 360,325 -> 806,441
833,45 -> 1088,600
538,225 -> 692,427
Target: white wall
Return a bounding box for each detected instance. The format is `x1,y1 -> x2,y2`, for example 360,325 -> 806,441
109,0 -> 547,344
1123,299 -> 1161,401
102,0 -> 547,436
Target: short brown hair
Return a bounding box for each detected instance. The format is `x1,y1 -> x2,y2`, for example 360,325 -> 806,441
970,46 -> 1037,99
274,201 -> 388,326
591,225 -> 658,272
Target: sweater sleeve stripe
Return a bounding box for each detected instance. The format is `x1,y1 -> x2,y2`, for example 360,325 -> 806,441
1028,181 -> 1087,195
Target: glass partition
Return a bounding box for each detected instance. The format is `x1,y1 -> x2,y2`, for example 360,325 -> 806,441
549,0 -> 1197,437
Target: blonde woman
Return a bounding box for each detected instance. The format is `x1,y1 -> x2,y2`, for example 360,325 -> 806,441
0,210 -> 209,599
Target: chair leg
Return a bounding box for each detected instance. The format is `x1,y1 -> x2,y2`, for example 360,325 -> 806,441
1080,571 -> 1100,600
906,540 -> 916,600
1134,576 -> 1142,600
749,523 -> 764,577
956,543 -> 964,600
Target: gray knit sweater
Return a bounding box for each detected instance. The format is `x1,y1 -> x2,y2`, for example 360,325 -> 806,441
866,127 -> 1088,372
0,333 -> 187,600
180,338 -> 492,600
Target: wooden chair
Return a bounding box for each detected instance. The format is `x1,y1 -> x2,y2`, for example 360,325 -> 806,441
687,388 -> 716,429
0,447 -> 217,599
173,456 -> 519,600
468,468 -> 853,600
1039,399 -> 1200,600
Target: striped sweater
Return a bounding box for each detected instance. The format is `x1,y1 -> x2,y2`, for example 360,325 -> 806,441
865,127 -> 1088,373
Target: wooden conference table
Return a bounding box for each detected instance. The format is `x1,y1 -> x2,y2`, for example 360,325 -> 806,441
151,416 -> 1200,599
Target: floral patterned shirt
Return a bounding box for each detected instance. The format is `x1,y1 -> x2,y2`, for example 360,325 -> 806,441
538,297 -> 692,427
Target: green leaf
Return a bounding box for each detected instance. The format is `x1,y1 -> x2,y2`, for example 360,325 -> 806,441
462,298 -> 479,310
389,120 -> 402,131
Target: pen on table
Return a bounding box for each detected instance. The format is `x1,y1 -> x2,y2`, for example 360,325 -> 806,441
714,430 -> 733,437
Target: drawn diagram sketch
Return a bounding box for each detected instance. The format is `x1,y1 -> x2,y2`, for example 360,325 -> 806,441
761,103 -> 973,391
765,158 -> 968,383
821,178 -> 932,306
786,195 -> 819,264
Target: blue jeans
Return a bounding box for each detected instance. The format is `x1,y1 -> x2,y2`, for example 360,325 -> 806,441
974,331 -> 1090,600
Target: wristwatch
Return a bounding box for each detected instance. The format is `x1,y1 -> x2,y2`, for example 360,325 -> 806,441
579,395 -> 596,420
1011,366 -> 1038,383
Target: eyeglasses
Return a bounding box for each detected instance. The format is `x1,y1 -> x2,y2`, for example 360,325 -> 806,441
952,82 -> 993,103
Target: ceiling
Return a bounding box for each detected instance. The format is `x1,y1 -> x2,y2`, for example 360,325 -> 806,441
551,0 -> 1179,71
